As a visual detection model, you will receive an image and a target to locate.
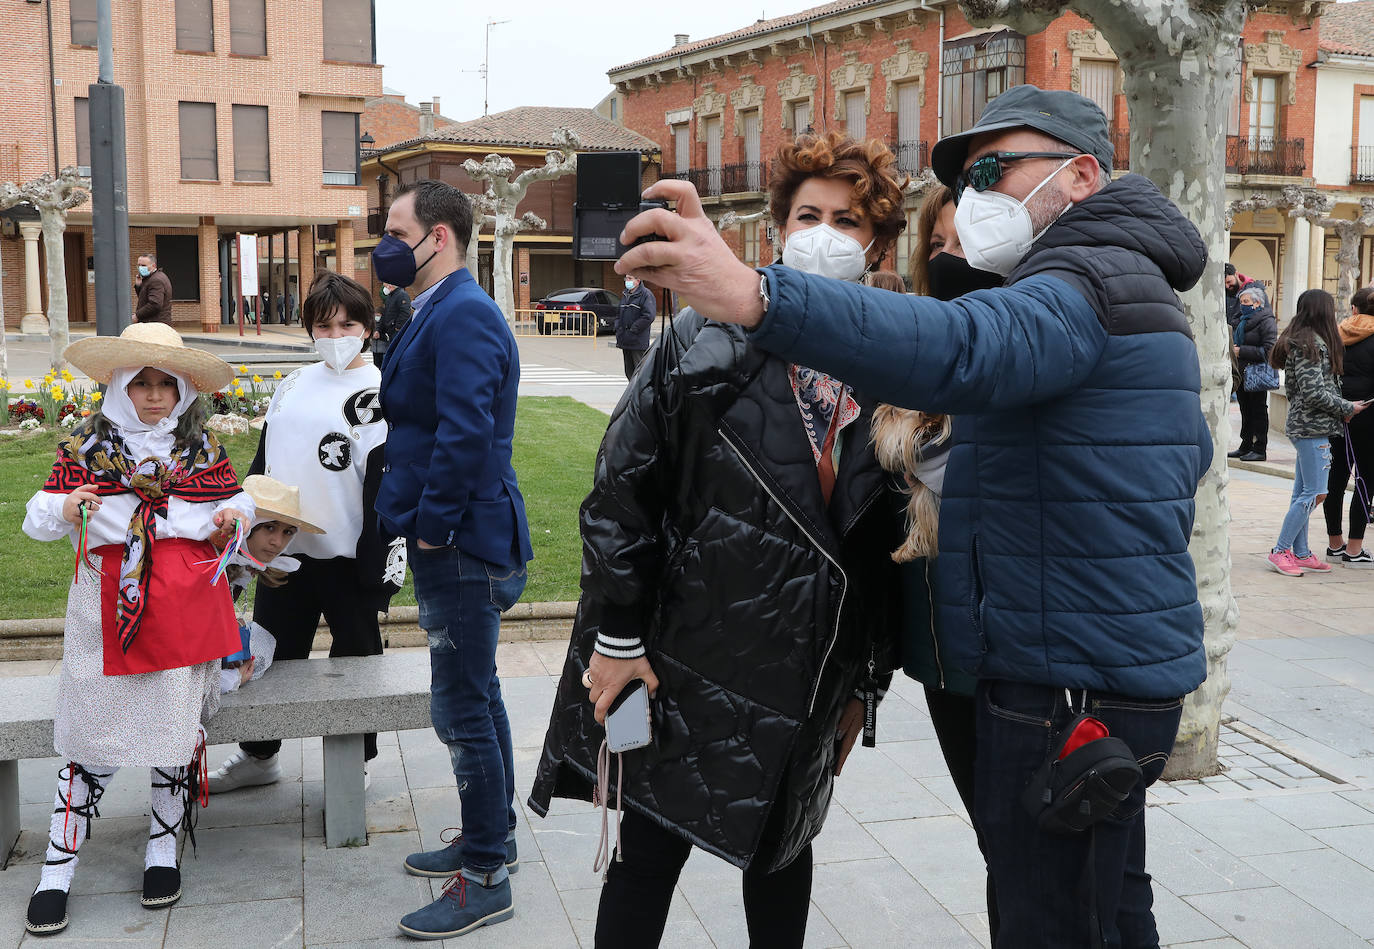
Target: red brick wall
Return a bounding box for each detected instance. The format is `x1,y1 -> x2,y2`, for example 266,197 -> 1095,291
363,95 -> 459,149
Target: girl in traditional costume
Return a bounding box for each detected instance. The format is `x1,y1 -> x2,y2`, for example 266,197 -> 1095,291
21,323 -> 252,935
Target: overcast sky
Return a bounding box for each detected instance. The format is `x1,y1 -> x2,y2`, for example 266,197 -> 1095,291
375,0 -> 770,121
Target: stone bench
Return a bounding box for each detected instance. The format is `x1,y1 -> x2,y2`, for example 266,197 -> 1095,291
0,652 -> 433,866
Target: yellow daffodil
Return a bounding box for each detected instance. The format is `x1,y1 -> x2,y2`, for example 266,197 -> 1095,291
0,380 -> 10,392
22,379 -> 34,389
252,374 -> 263,384
273,370 -> 282,380
239,365 -> 249,374
90,391 -> 103,402
50,387 -> 63,400
60,369 -> 74,382
234,387 -> 245,397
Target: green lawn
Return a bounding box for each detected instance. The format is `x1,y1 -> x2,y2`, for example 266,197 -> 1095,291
0,397 -> 605,619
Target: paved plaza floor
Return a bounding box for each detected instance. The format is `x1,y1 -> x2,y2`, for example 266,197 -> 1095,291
0,468 -> 1373,947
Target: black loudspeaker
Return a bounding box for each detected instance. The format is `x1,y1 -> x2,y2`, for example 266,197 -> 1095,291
573,151 -> 666,260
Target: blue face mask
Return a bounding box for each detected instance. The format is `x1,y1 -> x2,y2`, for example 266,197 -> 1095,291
137,265 -> 151,277
372,230 -> 435,289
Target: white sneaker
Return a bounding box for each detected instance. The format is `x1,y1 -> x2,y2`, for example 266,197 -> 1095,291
207,750 -> 281,794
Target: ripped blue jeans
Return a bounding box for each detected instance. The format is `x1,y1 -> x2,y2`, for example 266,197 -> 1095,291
409,541 -> 527,877
1274,436 -> 1332,558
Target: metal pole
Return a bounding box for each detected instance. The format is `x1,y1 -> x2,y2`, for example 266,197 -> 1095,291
483,20 -> 510,116
89,0 -> 131,338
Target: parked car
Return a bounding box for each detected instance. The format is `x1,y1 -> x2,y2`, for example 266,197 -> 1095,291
532,288 -> 619,336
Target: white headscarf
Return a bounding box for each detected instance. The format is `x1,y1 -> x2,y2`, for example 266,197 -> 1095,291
102,366 -> 201,461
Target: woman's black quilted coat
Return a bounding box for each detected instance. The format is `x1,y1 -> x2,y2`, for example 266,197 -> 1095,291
528,312 -> 903,872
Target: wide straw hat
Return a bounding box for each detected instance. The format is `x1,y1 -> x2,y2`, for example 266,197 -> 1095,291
242,475 -> 326,534
64,322 -> 235,393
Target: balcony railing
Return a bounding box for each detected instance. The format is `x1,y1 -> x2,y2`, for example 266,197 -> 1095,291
1226,136 -> 1306,177
1354,145 -> 1374,184
367,207 -> 383,238
893,140 -> 929,176
664,167 -> 722,197
721,161 -> 768,193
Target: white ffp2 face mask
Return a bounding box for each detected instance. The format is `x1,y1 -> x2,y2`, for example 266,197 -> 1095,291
781,223 -> 875,282
954,158 -> 1076,277
314,335 -> 365,373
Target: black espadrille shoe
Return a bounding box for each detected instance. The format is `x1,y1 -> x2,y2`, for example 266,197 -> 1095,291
25,889 -> 69,935
141,866 -> 182,908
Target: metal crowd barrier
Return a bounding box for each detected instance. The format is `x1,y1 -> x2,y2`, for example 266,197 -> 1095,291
511,308 -> 601,346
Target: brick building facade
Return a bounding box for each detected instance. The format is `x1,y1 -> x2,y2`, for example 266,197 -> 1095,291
349,106 -> 660,310
0,0 -> 382,333
607,0 -> 1328,309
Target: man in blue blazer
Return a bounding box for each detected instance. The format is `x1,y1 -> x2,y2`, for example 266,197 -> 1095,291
374,180 -> 533,941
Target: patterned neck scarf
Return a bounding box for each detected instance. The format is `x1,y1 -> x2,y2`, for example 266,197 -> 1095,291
42,425 -> 240,655
788,365 -> 860,464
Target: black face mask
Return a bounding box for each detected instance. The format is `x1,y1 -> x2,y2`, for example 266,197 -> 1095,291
926,252 -> 1004,302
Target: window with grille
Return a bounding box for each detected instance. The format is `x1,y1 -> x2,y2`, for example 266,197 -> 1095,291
1249,75 -> 1280,148
742,110 -> 761,189
232,104 -> 270,181
941,31 -> 1026,136
704,116 -> 722,193
74,98 -> 90,175
322,111 -> 359,185
323,0 -> 375,63
844,92 -> 866,140
176,0 -> 214,52
1079,61 -> 1115,126
742,220 -> 760,267
178,102 -> 218,180
673,124 -> 690,173
70,0 -> 97,46
897,83 -> 921,146
230,0 -> 266,55
896,205 -> 918,288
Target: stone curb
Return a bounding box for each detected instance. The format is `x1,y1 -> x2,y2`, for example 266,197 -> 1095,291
1228,457 -> 1294,480
0,601 -> 578,661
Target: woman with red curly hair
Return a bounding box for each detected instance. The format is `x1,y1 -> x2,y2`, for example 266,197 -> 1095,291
531,132 -> 909,946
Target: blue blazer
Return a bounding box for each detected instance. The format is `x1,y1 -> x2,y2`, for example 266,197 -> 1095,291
377,268 -> 533,567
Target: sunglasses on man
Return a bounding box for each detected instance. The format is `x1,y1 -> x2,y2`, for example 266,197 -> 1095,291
954,151 -> 1083,204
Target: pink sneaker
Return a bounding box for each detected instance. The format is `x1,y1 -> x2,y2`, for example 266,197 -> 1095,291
1293,553 -> 1332,573
1267,550 -> 1304,576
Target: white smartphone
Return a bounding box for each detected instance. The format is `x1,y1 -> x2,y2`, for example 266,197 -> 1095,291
605,679 -> 652,752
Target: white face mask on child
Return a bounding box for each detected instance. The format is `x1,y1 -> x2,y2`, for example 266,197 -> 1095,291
314,336 -> 364,374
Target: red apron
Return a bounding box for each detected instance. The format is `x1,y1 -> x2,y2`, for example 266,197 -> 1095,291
96,538 -> 240,676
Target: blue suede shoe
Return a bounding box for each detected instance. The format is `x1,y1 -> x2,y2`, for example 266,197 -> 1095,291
398,869 -> 513,940
404,831 -> 518,878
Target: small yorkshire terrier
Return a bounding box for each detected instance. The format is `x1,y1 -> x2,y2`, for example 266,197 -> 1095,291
870,405 -> 952,563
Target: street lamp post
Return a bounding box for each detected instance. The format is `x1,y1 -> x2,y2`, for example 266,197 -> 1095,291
89,0 -> 131,337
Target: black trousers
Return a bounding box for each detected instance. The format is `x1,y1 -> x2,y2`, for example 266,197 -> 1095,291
595,808 -> 813,948
241,555 -> 383,761
1324,418 -> 1374,542
925,687 -> 1000,943
622,348 -> 647,381
1236,389 -> 1269,453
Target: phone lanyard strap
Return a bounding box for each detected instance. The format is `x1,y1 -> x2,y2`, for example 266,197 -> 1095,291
592,739 -> 625,880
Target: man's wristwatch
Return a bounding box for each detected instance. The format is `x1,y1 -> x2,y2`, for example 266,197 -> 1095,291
756,270 -> 770,315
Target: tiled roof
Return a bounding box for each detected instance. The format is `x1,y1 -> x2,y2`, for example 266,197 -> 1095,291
1320,1 -> 1374,57
609,0 -> 884,74
378,107 -> 660,155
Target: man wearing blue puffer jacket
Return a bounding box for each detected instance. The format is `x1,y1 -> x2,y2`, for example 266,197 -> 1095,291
617,86 -> 1212,949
